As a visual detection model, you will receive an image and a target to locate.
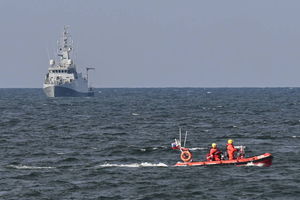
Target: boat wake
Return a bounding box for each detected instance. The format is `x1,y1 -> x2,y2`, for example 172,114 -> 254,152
244,162 -> 264,167
7,164 -> 55,170
139,146 -> 168,151
97,162 -> 168,168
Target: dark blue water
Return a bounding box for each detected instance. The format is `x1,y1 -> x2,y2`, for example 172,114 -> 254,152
0,88 -> 300,199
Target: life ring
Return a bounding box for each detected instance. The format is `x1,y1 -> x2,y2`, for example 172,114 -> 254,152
180,150 -> 192,162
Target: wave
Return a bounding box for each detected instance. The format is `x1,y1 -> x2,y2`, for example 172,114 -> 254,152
7,164 -> 55,170
97,162 -> 168,168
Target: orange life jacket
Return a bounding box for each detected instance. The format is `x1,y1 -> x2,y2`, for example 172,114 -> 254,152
227,144 -> 237,160
209,147 -> 222,161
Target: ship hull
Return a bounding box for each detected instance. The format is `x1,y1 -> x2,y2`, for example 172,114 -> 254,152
43,86 -> 94,97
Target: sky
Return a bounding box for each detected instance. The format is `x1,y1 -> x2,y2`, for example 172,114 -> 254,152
1,0 -> 300,88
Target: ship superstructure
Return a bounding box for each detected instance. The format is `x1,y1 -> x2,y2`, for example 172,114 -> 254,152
43,26 -> 94,97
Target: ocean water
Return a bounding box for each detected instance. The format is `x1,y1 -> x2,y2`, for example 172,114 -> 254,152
0,88 -> 300,200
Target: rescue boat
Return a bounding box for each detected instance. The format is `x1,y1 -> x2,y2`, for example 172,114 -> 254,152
171,129 -> 273,167
175,152 -> 273,167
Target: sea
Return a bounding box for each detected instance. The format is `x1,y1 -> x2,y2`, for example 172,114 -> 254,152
0,88 -> 300,200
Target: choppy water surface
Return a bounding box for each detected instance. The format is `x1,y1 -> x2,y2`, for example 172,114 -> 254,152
0,88 -> 300,200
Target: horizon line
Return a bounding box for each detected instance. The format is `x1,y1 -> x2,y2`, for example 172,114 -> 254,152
0,86 -> 299,89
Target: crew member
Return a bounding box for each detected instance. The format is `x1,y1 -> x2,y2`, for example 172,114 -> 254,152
227,139 -> 238,160
207,143 -> 222,161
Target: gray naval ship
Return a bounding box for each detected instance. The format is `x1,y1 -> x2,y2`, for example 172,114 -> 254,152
43,26 -> 94,97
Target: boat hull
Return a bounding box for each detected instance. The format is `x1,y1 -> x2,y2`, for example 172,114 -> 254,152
175,153 -> 273,167
43,86 -> 94,97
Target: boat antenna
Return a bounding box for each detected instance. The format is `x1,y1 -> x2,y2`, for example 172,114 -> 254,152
46,46 -> 50,61
184,131 -> 188,147
179,127 -> 182,146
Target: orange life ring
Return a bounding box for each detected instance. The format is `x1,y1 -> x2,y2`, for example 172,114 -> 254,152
180,150 -> 192,162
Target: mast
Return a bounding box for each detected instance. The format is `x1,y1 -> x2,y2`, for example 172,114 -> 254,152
57,25 -> 73,65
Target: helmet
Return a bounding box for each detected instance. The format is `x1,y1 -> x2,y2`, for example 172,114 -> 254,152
212,143 -> 217,148
228,139 -> 233,144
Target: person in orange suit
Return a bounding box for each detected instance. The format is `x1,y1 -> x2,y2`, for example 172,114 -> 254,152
227,139 -> 238,160
207,143 -> 222,161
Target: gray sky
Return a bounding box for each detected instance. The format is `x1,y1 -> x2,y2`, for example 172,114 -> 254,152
1,0 -> 300,88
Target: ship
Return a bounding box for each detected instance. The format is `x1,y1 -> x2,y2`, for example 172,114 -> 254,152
43,26 -> 94,97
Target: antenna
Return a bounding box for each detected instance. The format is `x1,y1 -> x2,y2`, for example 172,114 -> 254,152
184,131 -> 188,147
46,47 -> 50,60
179,127 -> 182,145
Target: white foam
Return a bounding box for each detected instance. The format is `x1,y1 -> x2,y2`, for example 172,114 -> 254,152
292,136 -> 299,138
139,147 -> 160,151
8,165 -> 55,170
98,162 -> 168,168
244,162 -> 264,167
132,113 -> 139,116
